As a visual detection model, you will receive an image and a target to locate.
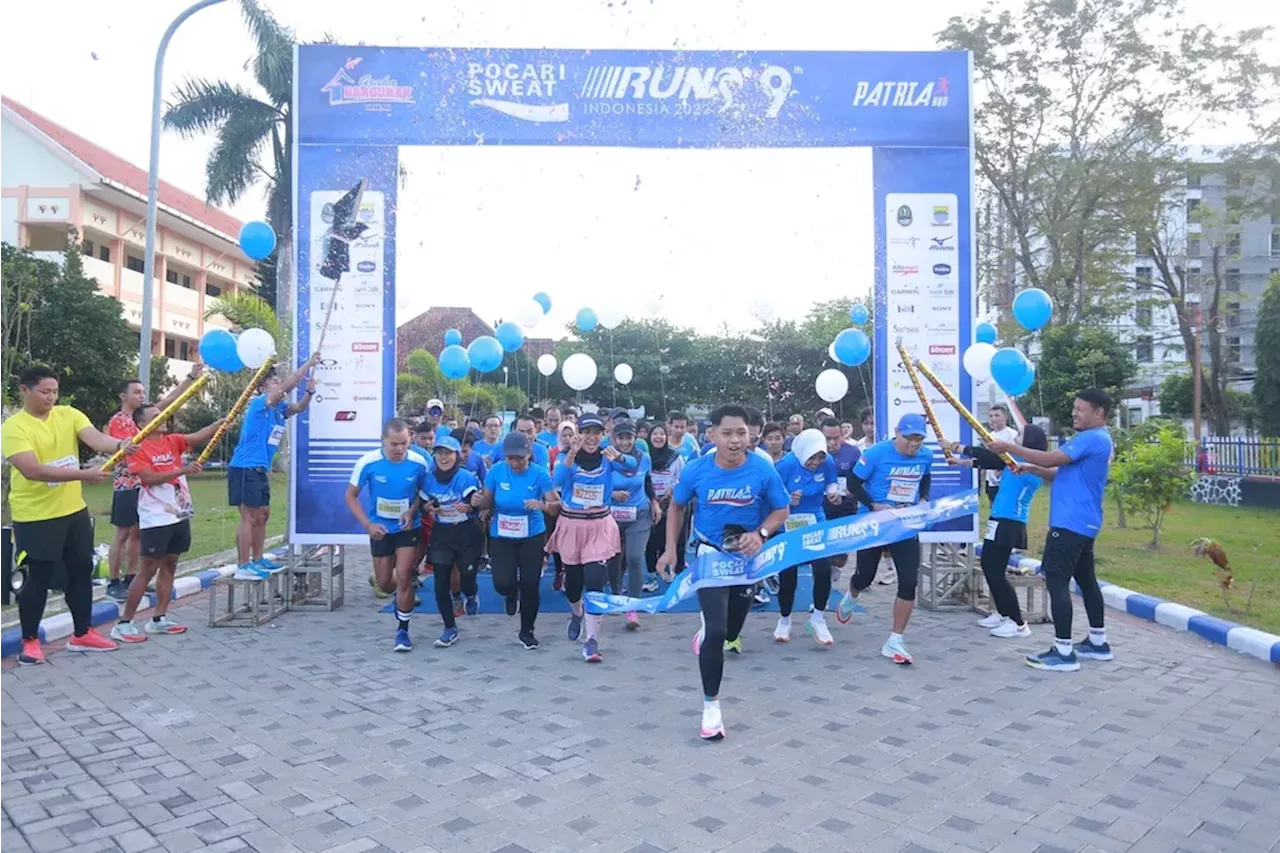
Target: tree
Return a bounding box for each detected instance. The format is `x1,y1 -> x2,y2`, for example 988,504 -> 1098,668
1111,423 -> 1195,547
938,0 -> 1280,325
2,243 -> 48,402
1254,274 -> 1280,436
396,349 -> 527,420
1030,324 -> 1136,428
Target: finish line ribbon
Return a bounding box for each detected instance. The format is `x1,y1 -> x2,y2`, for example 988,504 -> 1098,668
585,489 -> 979,614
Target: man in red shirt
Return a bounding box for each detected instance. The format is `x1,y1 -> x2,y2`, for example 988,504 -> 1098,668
110,402 -> 222,642
104,365 -> 206,601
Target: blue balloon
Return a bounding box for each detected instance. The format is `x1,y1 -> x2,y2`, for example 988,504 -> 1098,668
443,328 -> 462,346
495,321 -> 525,352
439,344 -> 470,380
975,321 -> 997,345
468,335 -> 504,373
1004,361 -> 1036,396
533,292 -> 552,314
238,221 -> 276,261
990,347 -> 1031,395
833,327 -> 871,367
576,307 -> 598,333
849,303 -> 870,325
1012,288 -> 1053,332
199,329 -> 244,373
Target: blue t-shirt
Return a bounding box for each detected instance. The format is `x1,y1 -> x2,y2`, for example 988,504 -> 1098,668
675,432 -> 700,462
1049,427 -> 1113,537
990,465 -> 1041,525
230,394 -> 289,469
485,461 -> 554,539
774,452 -> 839,523
674,451 -> 789,549
610,451 -> 651,508
853,440 -> 932,506
348,449 -> 430,533
461,449 -> 487,483
474,438 -> 501,459
434,424 -> 452,441
418,467 -> 480,526
536,430 -> 558,447
554,454 -> 620,512
486,441 -> 550,469
827,442 -> 862,515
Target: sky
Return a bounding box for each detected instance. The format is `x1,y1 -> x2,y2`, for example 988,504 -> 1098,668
2,0 -> 1272,336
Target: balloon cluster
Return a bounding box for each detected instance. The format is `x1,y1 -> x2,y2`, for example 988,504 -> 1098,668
962,287 -> 1053,397
198,327 -> 275,373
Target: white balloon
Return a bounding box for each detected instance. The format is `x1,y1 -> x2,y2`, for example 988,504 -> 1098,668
642,293 -> 664,316
596,303 -> 625,330
562,353 -> 598,391
536,353 -> 558,377
815,368 -> 849,403
517,300 -> 543,330
962,342 -> 997,383
235,327 -> 276,369
828,342 -> 838,361
614,363 -> 633,385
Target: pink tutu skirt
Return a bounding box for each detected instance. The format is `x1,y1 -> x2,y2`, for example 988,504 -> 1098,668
546,514 -> 620,565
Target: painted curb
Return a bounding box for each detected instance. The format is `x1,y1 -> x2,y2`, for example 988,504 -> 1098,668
975,543 -> 1280,666
2,550 -> 286,659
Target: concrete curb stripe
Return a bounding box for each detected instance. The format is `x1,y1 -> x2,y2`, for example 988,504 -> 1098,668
973,542 -> 1278,666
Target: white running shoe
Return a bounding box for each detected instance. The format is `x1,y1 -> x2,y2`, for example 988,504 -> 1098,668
977,612 -> 1005,629
700,703 -> 725,741
877,566 -> 898,586
881,635 -> 914,665
991,619 -> 1031,639
773,616 -> 791,643
806,615 -> 834,646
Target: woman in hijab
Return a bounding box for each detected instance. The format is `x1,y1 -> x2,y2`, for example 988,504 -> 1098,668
644,423 -> 685,589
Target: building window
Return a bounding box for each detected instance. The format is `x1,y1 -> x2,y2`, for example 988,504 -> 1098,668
1227,336 -> 1241,365
98,245 -> 110,263
1186,197 -> 1200,220
125,254 -> 145,273
1136,234 -> 1154,257
182,274 -> 192,289
1135,266 -> 1153,287
1227,171 -> 1241,190
1186,172 -> 1200,188
82,238 -> 95,257
1227,233 -> 1241,257
1186,237 -> 1200,257
163,339 -> 193,361
165,269 -> 179,284
1135,336 -> 1153,364
1272,230 -> 1280,258
1226,268 -> 1240,292
205,282 -> 222,297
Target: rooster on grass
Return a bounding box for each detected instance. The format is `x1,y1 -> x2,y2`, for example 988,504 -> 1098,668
1191,537 -> 1232,590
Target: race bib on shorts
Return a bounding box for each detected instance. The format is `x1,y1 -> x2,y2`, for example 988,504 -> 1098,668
496,513 -> 529,539
376,496 -> 409,519
268,425 -> 285,447
437,504 -> 466,523
985,519 -> 999,541
610,505 -> 637,523
887,477 -> 920,504
651,471 -> 675,497
47,455 -> 78,487
784,513 -> 818,532
572,482 -> 605,508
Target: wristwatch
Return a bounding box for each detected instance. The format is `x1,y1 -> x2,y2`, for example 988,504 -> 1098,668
758,526 -> 771,540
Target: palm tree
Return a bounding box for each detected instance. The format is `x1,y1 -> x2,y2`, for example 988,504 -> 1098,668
205,290 -> 283,345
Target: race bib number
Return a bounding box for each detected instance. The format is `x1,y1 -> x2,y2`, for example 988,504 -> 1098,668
610,505 -> 637,523
437,504 -> 466,523
834,480 -> 849,497
985,519 -> 999,541
651,471 -> 675,497
268,425 -> 285,447
887,477 -> 920,504
784,513 -> 818,532
496,513 -> 530,539
47,455 -> 78,487
376,497 -> 409,519
572,482 -> 605,508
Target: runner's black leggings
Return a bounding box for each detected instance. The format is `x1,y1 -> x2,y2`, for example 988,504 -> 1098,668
564,561 -> 608,603
979,540 -> 1024,625
490,533 -> 545,634
777,558 -> 833,618
852,537 -> 920,601
697,584 -> 754,697
431,561 -> 477,629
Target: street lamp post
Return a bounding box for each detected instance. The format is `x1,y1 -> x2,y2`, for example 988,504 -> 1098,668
138,0 -> 228,393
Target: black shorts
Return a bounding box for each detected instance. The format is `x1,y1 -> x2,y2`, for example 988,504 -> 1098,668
140,520 -> 192,558
984,517 -> 1028,551
13,507 -> 94,565
853,535 -> 921,601
110,488 -> 140,528
427,520 -> 482,569
228,466 -> 271,509
370,528 -> 420,559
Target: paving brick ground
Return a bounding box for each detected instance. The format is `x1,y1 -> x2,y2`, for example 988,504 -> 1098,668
3,550 -> 1278,853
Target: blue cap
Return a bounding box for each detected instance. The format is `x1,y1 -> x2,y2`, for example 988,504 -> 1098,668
578,413 -> 605,432
896,413 -> 928,437
502,432 -> 531,457
434,436 -> 462,453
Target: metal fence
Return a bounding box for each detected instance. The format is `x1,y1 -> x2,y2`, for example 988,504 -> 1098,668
1043,434 -> 1280,479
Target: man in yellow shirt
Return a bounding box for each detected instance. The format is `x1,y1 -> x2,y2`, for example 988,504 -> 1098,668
2,365 -> 137,664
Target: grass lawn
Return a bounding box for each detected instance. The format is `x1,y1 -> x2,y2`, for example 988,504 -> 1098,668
1017,492 -> 1280,635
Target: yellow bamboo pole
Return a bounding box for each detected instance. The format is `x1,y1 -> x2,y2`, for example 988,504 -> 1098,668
100,374 -> 210,470
197,357 -> 276,464
895,339 -> 953,462
912,357 -> 1018,468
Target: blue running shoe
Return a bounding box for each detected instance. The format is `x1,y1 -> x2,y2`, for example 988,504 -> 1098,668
582,637 -> 602,662
567,614 -> 583,642
835,591 -> 865,624
1025,647 -> 1080,672
1074,638 -> 1114,661
465,595 -> 479,617
255,557 -> 285,575
394,628 -> 412,652
233,563 -> 270,581
434,627 -> 459,648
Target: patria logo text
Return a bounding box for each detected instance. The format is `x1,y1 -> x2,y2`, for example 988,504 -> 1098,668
578,64 -> 793,118
852,76 -> 950,108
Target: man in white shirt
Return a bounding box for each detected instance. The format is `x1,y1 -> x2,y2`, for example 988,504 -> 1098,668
985,404 -> 1020,505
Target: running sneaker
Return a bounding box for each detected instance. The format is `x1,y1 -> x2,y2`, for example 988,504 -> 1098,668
836,591 -> 865,623
700,703 -> 725,741
110,622 -> 148,644
67,630 -> 119,653
106,579 -> 129,602
977,612 -> 1005,629
582,637 -> 602,662
434,627 -> 459,648
806,616 -> 835,647
452,593 -> 465,617
752,587 -> 771,605
641,576 -> 659,593
1074,638 -> 1114,661
394,628 -> 412,652
991,620 -> 1031,639
518,630 -> 539,650
553,570 -> 565,592
505,595 -> 518,617
17,638 -> 45,666
625,612 -> 640,631
773,616 -> 792,643
237,563 -> 271,581
723,637 -> 743,655
255,556 -> 285,574
1025,647 -> 1080,671
877,566 -> 898,586
465,595 -> 479,616
881,635 -> 913,665
566,614 -> 583,642
692,626 -> 704,656
144,615 -> 187,635
763,576 -> 780,596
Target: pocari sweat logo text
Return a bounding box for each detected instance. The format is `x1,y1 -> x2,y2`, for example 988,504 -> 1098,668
467,61 -> 569,123
578,64 -> 794,118
852,76 -> 950,108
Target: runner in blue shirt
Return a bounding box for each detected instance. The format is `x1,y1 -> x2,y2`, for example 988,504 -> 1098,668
419,435 -> 484,648
656,404 -> 789,742
836,413 -> 933,666
606,419 -> 661,630
485,414 -> 550,468
665,411 -> 701,462
988,389 -> 1115,673
819,417 -> 863,580
345,418 -> 430,653
473,416 -> 503,459
452,427 -> 488,483
536,405 -> 562,448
